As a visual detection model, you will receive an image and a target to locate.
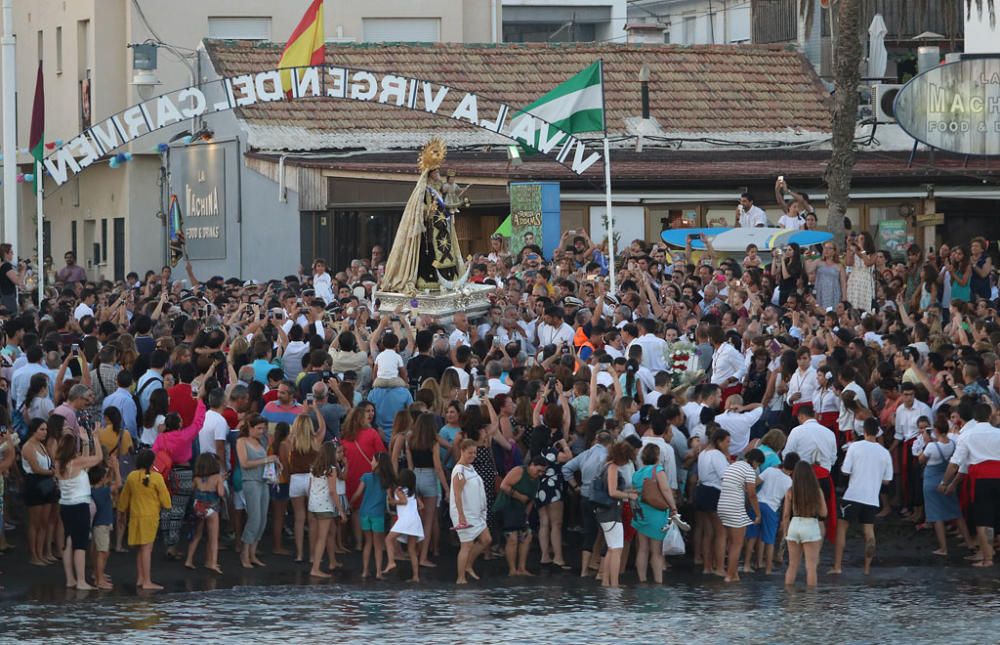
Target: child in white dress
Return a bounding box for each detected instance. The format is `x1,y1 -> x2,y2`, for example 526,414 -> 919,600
384,469 -> 424,582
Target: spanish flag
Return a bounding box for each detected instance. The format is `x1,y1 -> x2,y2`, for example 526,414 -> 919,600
278,0 -> 325,94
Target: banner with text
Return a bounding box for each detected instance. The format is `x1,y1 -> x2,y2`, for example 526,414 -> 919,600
42,66 -> 604,186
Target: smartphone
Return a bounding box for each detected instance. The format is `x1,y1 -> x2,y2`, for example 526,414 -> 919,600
769,339 -> 781,353
778,175 -> 784,183
71,343 -> 80,353
306,394 -> 314,403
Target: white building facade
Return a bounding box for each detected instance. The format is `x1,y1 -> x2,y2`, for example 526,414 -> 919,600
627,0 -> 751,44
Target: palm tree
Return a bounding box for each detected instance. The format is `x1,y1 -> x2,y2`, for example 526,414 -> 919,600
810,0 -> 995,241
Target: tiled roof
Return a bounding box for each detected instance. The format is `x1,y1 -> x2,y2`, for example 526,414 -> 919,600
249,149 -> 998,186
203,40 -> 832,151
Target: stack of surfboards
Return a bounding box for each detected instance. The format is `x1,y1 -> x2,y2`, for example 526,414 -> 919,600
660,227 -> 833,263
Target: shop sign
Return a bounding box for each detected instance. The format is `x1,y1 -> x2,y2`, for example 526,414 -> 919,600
894,56 -> 1000,156
175,144 -> 226,260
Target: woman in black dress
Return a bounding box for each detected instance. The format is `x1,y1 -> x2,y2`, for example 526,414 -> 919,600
530,380 -> 573,569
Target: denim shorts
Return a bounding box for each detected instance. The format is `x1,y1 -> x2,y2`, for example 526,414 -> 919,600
414,468 -> 440,498
270,482 -> 290,501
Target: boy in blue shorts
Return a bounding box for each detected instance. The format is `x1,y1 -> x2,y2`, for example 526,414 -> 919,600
744,452 -> 798,574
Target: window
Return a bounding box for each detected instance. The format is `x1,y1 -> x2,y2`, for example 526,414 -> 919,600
682,16 -> 696,44
101,218 -> 108,263
362,18 -> 440,42
37,30 -> 43,63
77,20 -> 90,75
503,22 -> 596,42
55,26 -> 62,73
71,220 -> 78,257
207,17 -> 271,40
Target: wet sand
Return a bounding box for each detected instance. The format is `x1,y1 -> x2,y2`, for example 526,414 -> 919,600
0,517 -> 990,603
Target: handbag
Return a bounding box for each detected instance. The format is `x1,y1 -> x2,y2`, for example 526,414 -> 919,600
641,467 -> 670,511
36,474 -> 59,502
112,428 -> 136,480
262,462 -> 279,484
662,519 -> 686,556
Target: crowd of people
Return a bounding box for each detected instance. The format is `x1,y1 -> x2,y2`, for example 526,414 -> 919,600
0,199 -> 999,593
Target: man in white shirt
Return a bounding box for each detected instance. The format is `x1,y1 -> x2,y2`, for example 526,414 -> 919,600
485,361 -> 510,398
830,419 -> 893,575
784,404 -> 838,550
644,372 -> 672,410
714,395 -> 764,456
198,389 -> 230,472
892,382 -> 932,513
681,384 -> 721,442
709,325 -> 746,400
312,259 -> 335,305
940,403 -> 1000,566
629,318 -> 668,372
641,413 -> 679,491
448,312 -> 472,348
784,405 -> 838,472
737,193 -> 767,228
536,305 -> 574,348
73,290 -> 96,321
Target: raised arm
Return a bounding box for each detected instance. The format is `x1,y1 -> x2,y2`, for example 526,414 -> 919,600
185,260 -> 201,290
774,179 -> 790,214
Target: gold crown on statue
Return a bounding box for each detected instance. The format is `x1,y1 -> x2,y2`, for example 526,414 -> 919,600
418,138 -> 447,173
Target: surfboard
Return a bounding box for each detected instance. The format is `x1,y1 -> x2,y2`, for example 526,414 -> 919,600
661,227 -> 832,252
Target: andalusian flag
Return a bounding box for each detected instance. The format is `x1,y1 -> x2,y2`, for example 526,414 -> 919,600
511,61 -> 605,151
167,194 -> 186,267
278,0 -> 325,94
28,61 -> 45,187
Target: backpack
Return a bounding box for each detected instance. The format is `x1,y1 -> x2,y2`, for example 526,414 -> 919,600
133,376 -> 163,432
590,464 -> 615,508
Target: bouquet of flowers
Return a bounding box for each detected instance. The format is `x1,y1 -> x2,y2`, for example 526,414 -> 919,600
663,340 -> 700,389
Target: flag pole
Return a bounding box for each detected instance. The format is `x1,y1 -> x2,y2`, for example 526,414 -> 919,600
599,59 -> 616,294
36,160 -> 43,297
2,0 -> 17,257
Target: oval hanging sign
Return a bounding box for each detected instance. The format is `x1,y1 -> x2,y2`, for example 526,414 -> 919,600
893,55 -> 1000,156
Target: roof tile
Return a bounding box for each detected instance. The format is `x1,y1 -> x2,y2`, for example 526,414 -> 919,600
204,40 -> 833,146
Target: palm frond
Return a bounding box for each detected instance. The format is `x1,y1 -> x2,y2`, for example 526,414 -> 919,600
967,0 -> 997,28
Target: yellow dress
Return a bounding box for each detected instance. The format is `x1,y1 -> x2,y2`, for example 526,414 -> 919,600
99,424 -> 134,456
117,469 -> 171,545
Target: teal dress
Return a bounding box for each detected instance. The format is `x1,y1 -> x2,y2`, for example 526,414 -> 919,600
951,271 -> 971,303
632,465 -> 669,540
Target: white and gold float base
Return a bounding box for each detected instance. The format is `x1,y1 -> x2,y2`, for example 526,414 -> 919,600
375,284 -> 496,322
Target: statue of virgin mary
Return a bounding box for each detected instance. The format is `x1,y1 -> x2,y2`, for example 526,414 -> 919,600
380,139 -> 465,293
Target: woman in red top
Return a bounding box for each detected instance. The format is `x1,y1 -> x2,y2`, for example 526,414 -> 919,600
341,401 -> 386,546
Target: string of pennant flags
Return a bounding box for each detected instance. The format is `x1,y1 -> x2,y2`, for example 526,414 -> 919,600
0,139 -> 178,183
